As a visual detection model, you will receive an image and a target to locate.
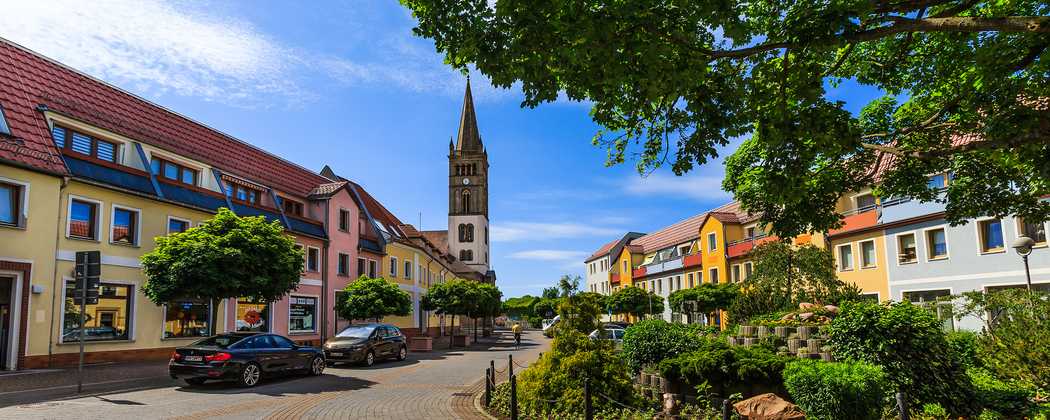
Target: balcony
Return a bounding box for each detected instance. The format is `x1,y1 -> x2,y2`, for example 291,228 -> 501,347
727,235 -> 777,258
610,273 -> 620,284
641,256 -> 684,276
829,207 -> 879,236
683,253 -> 702,267
632,267 -> 647,278
878,195 -> 947,225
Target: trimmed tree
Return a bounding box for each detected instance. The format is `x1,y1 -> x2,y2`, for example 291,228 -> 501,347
607,286 -> 664,320
469,282 -> 503,341
335,276 -> 412,324
422,278 -> 477,348
141,208 -> 303,332
668,283 -> 740,324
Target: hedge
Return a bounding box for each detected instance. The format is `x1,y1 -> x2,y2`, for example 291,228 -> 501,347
783,359 -> 887,420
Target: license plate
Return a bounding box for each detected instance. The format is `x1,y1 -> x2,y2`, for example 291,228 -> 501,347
330,352 -> 343,357
184,355 -> 203,362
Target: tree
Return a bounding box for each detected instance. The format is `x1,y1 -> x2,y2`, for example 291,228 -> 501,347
401,0 -> 1050,238
730,242 -> 862,322
541,287 -> 560,300
141,208 -> 303,330
956,289 -> 1050,390
422,278 -> 480,347
557,274 -> 581,298
335,276 -> 412,323
607,286 -> 664,319
556,291 -> 604,335
468,282 -> 503,341
668,283 -> 740,323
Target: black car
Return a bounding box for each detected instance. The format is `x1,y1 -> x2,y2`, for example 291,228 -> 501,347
323,323 -> 407,367
169,332 -> 325,387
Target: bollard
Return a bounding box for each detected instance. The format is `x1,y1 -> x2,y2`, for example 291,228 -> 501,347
584,377 -> 593,420
896,392 -> 909,420
722,398 -> 732,420
485,367 -> 492,407
510,375 -> 518,420
508,354 -> 514,378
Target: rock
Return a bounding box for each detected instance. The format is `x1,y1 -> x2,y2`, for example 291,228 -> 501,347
780,313 -> 796,321
799,302 -> 818,311
823,305 -> 839,315
734,393 -> 806,420
663,393 -> 679,414
797,312 -> 814,321
814,315 -> 831,324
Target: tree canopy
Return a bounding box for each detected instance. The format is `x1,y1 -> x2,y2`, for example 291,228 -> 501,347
401,0 -> 1050,238
141,208 -> 303,306
335,276 -> 413,323
668,283 -> 740,314
607,286 -> 665,318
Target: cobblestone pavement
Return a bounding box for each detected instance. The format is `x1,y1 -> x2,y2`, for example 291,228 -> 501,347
0,330 -> 549,420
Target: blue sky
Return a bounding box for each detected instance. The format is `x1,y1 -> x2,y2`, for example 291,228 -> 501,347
0,1 -> 883,298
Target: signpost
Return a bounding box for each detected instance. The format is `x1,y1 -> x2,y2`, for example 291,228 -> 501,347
73,251 -> 101,393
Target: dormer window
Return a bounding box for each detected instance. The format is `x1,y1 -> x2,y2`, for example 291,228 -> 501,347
0,104 -> 11,136
223,180 -> 261,205
150,156 -> 198,186
51,126 -> 120,163
281,197 -> 304,217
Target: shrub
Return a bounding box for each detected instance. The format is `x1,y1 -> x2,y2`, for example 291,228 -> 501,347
946,330 -> 981,369
827,301 -> 979,417
659,337 -> 789,398
969,367 -> 1036,417
957,290 -> 1050,390
621,319 -> 708,372
782,359 -> 888,420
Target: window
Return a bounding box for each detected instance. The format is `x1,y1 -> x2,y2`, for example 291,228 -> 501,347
390,257 -> 398,277
928,173 -> 947,189
62,282 -> 131,342
978,219 -> 1005,253
337,253 -> 350,276
164,299 -> 211,339
357,258 -> 366,278
0,104 -> 10,136
744,262 -> 753,279
461,189 -> 472,213
339,209 -> 350,232
897,233 -> 917,264
745,226 -> 756,239
271,335 -> 297,349
306,247 -> 320,272
460,250 -> 473,261
837,244 -> 854,271
707,232 -> 717,252
69,198 -> 98,240
281,198 -> 304,217
167,217 -> 190,234
676,276 -> 681,290
687,273 -> 694,288
150,157 -> 198,186
224,181 -> 261,205
731,265 -> 741,283
111,206 -> 139,245
235,298 -> 270,332
709,268 -> 719,284
860,240 -> 877,268
368,260 -> 377,278
855,193 -> 876,211
0,181 -> 21,227
289,296 -> 317,333
52,127 -> 120,163
405,261 -> 412,279
903,289 -> 954,331
1018,218 -> 1047,245
926,228 -> 948,260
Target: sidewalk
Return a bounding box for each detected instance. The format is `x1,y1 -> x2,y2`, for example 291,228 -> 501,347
0,360 -> 174,408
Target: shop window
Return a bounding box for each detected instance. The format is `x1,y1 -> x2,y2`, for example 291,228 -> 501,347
289,296 -> 317,333
168,217 -> 190,234
111,206 -> 139,245
68,198 -> 99,240
337,253 -> 349,276
62,281 -> 131,342
926,228 -> 948,260
860,240 -> 877,268
1018,218 -> 1047,245
978,219 -> 1005,253
235,298 -> 270,332
897,233 -> 917,264
0,181 -> 22,227
164,299 -> 211,339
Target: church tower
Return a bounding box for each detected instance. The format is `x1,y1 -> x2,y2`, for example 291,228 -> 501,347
448,79 -> 490,274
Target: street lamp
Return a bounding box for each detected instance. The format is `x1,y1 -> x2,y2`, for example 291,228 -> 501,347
1012,235 -> 1036,293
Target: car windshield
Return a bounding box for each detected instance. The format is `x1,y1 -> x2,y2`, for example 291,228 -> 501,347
191,334 -> 248,349
336,325 -> 376,339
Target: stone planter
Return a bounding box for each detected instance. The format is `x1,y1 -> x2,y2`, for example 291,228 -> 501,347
451,334 -> 472,347
739,326 -> 757,337
639,372 -> 651,385
757,326 -> 771,339
806,339 -> 824,353
787,339 -> 803,353
774,326 -> 794,338
409,336 -> 433,352
820,353 -> 835,362
797,326 -> 814,340
726,336 -> 738,346
742,337 -> 758,346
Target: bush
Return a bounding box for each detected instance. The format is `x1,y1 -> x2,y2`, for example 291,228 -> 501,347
957,290 -> 1050,391
782,359 -> 888,420
621,319 -> 709,372
827,301 -> 979,417
969,367 -> 1036,417
659,337 -> 789,398
946,330 -> 981,369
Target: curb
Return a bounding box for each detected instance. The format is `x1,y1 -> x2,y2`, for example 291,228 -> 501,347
473,387 -> 499,420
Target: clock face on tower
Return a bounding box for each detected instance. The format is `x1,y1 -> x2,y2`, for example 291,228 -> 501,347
462,178 -> 470,185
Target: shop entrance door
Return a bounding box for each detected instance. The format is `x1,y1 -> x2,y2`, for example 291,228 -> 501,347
0,277 -> 12,370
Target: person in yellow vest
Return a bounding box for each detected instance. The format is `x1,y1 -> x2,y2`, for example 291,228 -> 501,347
511,322 -> 522,347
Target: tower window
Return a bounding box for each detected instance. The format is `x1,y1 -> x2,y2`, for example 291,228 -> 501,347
462,189 -> 471,213
460,250 -> 473,261
458,223 -> 475,242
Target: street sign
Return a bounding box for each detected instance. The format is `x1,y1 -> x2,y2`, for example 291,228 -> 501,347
73,250 -> 100,393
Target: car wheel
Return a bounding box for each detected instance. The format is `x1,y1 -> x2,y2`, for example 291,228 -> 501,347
238,363 -> 262,388
309,356 -> 325,376
184,378 -> 207,386
364,350 -> 375,367
397,346 -> 407,361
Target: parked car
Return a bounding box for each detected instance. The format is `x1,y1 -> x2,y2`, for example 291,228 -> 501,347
589,327 -> 626,348
541,315 -> 560,337
323,323 -> 407,367
169,332 -> 325,387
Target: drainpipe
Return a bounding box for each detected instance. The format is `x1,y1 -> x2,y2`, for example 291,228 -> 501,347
47,176 -> 69,368
320,200 -> 330,344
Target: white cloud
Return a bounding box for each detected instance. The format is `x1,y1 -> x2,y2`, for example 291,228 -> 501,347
491,222 -> 620,242
624,172 -> 732,202
508,250 -> 589,261
0,0 -> 311,106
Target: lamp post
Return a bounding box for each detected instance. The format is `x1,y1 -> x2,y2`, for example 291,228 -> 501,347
1012,236 -> 1036,293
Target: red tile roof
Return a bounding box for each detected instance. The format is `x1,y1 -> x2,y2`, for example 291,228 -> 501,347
420,230 -> 450,254
349,181 -> 406,238
585,238 -> 620,262
0,38 -> 330,197
629,201 -> 740,253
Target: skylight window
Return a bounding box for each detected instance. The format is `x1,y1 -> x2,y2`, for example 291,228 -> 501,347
0,104 -> 10,136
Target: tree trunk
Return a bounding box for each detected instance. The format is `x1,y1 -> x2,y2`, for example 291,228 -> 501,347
474,317 -> 478,342
450,315 -> 455,349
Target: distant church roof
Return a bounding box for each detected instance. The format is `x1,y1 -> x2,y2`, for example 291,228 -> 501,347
454,78 -> 484,153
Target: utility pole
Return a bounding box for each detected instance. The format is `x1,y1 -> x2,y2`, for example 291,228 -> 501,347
74,251 -> 100,394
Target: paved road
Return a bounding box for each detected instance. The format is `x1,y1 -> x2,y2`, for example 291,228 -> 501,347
0,330 -> 549,420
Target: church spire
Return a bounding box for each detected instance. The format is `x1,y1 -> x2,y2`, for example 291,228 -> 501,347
455,77 -> 483,152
